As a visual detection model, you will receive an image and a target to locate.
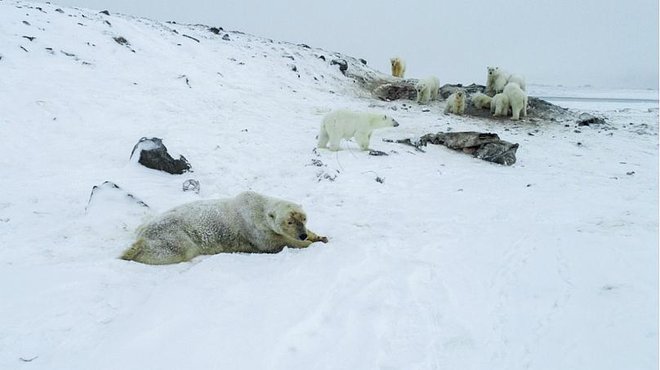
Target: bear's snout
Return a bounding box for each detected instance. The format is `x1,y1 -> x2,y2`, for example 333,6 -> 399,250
299,233 -> 308,240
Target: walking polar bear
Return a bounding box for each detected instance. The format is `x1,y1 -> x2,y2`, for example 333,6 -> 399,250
317,109 -> 400,151
121,191 -> 328,265
390,57 -> 406,78
415,76 -> 440,104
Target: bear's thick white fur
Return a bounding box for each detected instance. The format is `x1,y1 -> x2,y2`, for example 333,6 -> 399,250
444,90 -> 466,115
415,76 -> 440,104
471,92 -> 492,109
507,74 -> 526,91
486,66 -> 510,96
317,109 -> 400,151
121,191 -> 327,265
503,82 -> 528,120
390,57 -> 406,78
491,93 -> 510,116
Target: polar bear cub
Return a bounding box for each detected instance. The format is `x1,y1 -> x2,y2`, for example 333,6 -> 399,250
503,82 -> 528,120
486,66 -> 510,96
444,90 -> 466,115
415,76 -> 440,104
491,93 -> 510,117
471,92 -> 492,109
317,109 -> 399,151
390,57 -> 406,78
121,191 -> 328,265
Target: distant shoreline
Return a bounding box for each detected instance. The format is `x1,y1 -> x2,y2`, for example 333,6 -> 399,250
535,96 -> 659,103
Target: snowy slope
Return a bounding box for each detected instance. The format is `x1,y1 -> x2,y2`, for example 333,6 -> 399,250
0,1 -> 658,369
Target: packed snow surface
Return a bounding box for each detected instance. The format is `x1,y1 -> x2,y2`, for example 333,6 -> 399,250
0,1 -> 657,369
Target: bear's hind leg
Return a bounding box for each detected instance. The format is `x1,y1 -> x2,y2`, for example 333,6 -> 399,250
328,133 -> 342,151
317,127 -> 329,148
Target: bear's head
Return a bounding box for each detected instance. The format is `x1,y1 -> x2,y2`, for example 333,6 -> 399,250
487,66 -> 501,78
375,114 -> 400,128
455,91 -> 465,100
415,81 -> 427,95
390,58 -> 397,67
268,204 -> 308,241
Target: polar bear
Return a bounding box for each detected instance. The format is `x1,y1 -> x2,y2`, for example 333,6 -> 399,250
507,74 -> 526,91
444,90 -> 466,115
317,109 -> 400,151
415,76 -> 440,104
486,66 -> 510,96
390,57 -> 406,78
491,93 -> 510,117
471,92 -> 492,109
121,191 -> 328,265
503,82 -> 528,120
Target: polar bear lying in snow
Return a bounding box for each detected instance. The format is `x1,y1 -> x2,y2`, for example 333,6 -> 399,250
121,191 -> 328,264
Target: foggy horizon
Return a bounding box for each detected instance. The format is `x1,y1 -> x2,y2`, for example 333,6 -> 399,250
41,0 -> 659,90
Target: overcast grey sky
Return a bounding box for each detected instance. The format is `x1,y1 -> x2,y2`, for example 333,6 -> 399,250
46,0 -> 658,89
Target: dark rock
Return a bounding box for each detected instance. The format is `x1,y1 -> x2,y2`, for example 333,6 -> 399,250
22,35 -> 36,41
130,137 -> 191,174
419,131 -> 518,166
290,64 -> 298,72
104,20 -> 111,27
208,27 -> 223,34
298,43 -> 311,49
182,34 -> 200,43
113,36 -> 129,46
330,59 -> 348,75
420,132 -> 500,150
473,141 -> 519,166
373,82 -> 416,101
577,112 -> 607,126
439,83 -> 485,100
368,150 -> 388,156
182,179 -> 200,193
222,34 -> 230,41
22,20 -> 31,25
359,58 -> 367,65
99,10 -> 110,15
55,8 -> 64,13
318,55 -> 326,61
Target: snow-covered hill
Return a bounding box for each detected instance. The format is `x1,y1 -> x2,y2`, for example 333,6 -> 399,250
0,1 -> 658,369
